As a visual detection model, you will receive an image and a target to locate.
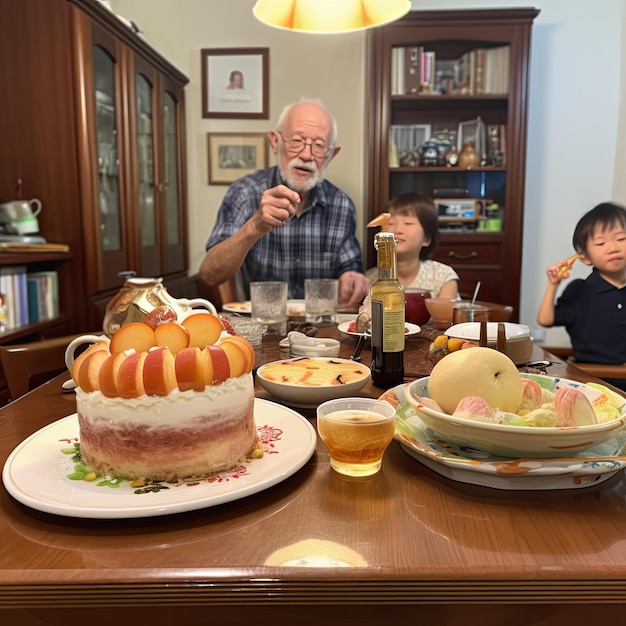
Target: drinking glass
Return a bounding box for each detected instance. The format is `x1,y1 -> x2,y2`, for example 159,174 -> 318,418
452,303 -> 490,324
305,278 -> 338,323
317,398 -> 396,477
250,281 -> 288,335
405,289 -> 431,325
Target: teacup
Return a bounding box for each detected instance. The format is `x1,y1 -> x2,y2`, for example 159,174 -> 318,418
65,334 -> 110,371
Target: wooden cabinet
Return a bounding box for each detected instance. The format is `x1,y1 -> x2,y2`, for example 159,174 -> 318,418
0,0 -> 193,338
365,8 -> 539,318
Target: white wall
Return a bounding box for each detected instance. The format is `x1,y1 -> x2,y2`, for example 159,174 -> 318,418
113,0 -> 625,348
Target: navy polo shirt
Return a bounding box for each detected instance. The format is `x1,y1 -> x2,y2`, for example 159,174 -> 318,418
554,268 -> 626,364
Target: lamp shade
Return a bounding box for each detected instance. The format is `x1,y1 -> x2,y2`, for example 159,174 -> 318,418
253,0 -> 411,34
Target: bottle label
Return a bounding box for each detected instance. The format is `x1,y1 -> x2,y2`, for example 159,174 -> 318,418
371,299 -> 404,353
383,309 -> 404,352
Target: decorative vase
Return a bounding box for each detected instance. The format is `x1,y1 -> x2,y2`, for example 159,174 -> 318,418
103,275 -> 217,336
458,141 -> 481,169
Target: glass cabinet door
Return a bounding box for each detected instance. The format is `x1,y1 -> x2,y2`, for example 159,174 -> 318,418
134,58 -> 160,277
93,45 -> 121,253
160,78 -> 185,274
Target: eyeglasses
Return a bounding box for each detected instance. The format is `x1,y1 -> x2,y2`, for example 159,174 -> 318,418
278,132 -> 332,158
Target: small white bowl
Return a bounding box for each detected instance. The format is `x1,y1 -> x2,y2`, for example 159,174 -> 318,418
404,374 -> 626,458
256,357 -> 371,408
446,322 -> 533,364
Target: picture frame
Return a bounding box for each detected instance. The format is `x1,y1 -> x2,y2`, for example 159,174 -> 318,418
457,117 -> 486,156
201,48 -> 269,119
207,133 -> 269,185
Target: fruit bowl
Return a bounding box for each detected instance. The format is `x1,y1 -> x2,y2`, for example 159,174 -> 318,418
256,357 -> 371,408
404,374 -> 626,458
425,298 -> 513,330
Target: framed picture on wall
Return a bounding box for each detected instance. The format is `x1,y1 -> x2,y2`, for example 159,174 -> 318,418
201,48 -> 269,119
207,133 -> 269,185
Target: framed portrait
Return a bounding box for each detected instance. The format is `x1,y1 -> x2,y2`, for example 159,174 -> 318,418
207,133 -> 269,185
201,48 -> 269,119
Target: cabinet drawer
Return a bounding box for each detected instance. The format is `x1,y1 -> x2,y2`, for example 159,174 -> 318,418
434,242 -> 501,266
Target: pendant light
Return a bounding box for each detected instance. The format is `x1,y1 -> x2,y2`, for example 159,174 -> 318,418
253,0 -> 411,34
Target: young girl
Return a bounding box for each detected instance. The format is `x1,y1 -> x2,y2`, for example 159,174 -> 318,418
367,193 -> 459,298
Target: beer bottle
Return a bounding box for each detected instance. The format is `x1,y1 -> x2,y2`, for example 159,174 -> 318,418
370,232 -> 405,387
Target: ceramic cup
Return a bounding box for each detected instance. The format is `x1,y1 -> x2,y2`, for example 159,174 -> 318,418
405,289 -> 431,325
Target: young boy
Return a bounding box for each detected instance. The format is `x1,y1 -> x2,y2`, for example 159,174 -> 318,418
537,202 -> 626,389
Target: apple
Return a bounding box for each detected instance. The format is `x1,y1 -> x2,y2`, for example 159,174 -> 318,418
200,346 -> 214,387
154,322 -> 190,355
98,352 -> 128,398
76,349 -> 110,392
144,305 -> 177,330
175,347 -> 205,392
219,335 -> 255,372
109,322 -> 156,354
428,346 -> 523,414
71,341 -> 110,384
203,345 -> 230,384
116,351 -> 148,398
183,313 -> 223,348
143,347 -> 178,396
554,387 -> 597,427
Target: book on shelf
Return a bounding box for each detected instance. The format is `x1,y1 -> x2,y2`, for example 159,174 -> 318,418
27,270 -> 59,324
0,265 -> 28,330
391,45 -> 509,96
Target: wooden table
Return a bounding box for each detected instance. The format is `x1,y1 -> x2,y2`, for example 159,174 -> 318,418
1,326 -> 626,625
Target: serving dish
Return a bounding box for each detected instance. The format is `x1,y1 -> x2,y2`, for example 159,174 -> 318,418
256,357 -> 371,408
2,400 -> 316,519
403,374 -> 626,458
337,321 -> 421,337
381,384 -> 626,490
446,321 -> 533,364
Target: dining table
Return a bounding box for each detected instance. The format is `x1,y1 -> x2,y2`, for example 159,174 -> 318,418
2,320 -> 626,626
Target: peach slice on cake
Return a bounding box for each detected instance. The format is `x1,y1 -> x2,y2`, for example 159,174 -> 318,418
175,347 -> 205,392
98,352 -> 129,398
116,351 -> 148,398
220,335 -> 255,373
71,341 -> 110,383
203,345 -> 230,384
220,341 -> 247,379
143,347 -> 178,396
154,322 -> 190,355
109,322 -> 156,354
76,349 -> 110,392
183,313 -> 223,348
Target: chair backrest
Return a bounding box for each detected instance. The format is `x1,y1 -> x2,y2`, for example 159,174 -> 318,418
0,334 -> 84,401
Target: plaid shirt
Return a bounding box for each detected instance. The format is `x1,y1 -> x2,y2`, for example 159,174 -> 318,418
205,166 -> 364,299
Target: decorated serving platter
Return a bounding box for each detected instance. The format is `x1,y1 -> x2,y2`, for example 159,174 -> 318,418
2,399 -> 316,519
380,384 -> 626,491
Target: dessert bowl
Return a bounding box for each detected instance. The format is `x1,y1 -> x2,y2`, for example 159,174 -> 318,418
404,374 -> 626,458
256,357 -> 371,408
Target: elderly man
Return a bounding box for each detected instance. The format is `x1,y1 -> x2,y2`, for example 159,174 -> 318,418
200,98 -> 369,309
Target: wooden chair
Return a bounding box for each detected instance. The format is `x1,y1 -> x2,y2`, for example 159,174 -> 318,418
0,334 -> 86,402
540,345 -> 626,380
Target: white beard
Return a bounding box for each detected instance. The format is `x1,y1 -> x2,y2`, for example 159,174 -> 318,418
280,157 -> 326,193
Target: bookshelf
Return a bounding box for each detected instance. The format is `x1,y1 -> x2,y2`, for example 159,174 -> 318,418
365,8 -> 540,318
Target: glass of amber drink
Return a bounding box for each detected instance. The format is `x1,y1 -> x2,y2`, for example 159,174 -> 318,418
317,398 -> 396,477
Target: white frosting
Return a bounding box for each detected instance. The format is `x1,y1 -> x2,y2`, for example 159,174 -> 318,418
76,373 -> 254,427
